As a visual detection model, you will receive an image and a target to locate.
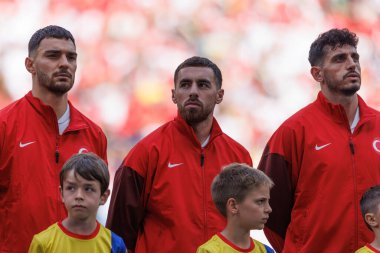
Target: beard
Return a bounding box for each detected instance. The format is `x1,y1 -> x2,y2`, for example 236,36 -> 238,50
178,103 -> 213,125
37,69 -> 74,95
325,78 -> 360,97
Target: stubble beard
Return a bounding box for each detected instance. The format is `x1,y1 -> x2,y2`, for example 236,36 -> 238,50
325,78 -> 360,97
37,69 -> 74,96
178,105 -> 211,125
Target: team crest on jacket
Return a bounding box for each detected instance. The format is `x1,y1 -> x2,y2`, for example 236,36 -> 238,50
373,139 -> 380,153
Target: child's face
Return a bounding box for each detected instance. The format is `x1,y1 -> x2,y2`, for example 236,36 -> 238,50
236,184 -> 272,230
60,169 -> 109,222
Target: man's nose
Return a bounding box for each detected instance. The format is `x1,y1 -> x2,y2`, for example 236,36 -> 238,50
189,83 -> 199,96
58,55 -> 70,68
346,56 -> 357,70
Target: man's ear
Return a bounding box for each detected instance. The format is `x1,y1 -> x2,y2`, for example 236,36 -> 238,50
310,66 -> 323,82
99,189 -> 110,206
25,57 -> 36,75
365,213 -> 378,228
171,89 -> 177,104
216,89 -> 224,104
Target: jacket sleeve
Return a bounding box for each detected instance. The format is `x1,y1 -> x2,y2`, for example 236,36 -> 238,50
106,165 -> 145,252
99,130 -> 108,164
258,132 -> 296,252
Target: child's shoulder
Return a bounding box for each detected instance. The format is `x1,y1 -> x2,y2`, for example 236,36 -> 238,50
197,234 -> 275,253
33,222 -> 60,241
196,234 -> 223,253
252,238 -> 275,253
101,224 -> 127,252
355,244 -> 379,253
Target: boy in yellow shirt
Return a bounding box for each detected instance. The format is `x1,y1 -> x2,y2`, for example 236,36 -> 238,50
28,153 -> 126,252
197,163 -> 274,253
356,185 -> 380,253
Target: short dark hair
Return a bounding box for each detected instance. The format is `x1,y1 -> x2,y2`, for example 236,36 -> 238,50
60,153 -> 109,195
28,25 -> 75,56
360,185 -> 380,230
174,56 -> 223,89
211,163 -> 274,217
308,28 -> 358,66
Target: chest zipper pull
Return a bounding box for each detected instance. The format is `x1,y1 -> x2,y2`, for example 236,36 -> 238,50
349,141 -> 355,155
55,150 -> 60,163
200,154 -> 205,167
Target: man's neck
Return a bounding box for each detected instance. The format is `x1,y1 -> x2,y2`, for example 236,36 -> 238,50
32,90 -> 68,118
190,116 -> 213,145
322,91 -> 358,125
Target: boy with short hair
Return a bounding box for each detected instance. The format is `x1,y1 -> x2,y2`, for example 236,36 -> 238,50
356,185 -> 380,253
28,153 -> 126,252
197,163 -> 275,253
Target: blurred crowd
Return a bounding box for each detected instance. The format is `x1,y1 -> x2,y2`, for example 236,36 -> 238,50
1,0 -> 380,179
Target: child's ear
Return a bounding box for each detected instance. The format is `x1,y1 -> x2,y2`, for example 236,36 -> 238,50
226,198 -> 239,215
365,213 -> 378,228
99,189 -> 110,206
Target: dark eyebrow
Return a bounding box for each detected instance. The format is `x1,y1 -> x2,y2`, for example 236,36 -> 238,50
197,79 -> 211,83
179,78 -> 192,83
44,50 -> 77,56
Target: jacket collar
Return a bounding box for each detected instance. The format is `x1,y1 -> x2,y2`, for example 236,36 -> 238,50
173,112 -> 223,147
316,91 -> 376,125
25,91 -> 89,132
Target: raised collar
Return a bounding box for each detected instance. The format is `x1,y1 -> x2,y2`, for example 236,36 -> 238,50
25,91 -> 89,132
173,112 -> 223,147
316,91 -> 376,126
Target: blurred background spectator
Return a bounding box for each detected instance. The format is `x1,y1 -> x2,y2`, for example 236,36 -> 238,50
1,0 -> 380,248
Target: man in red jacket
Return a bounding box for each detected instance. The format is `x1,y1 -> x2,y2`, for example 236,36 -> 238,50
258,28 -> 380,252
0,25 -> 107,253
106,56 -> 252,253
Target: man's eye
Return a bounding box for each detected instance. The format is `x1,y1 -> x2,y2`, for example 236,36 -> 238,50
67,55 -> 77,61
180,82 -> 190,88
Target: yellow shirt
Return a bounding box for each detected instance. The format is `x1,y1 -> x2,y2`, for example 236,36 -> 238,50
355,244 -> 380,253
197,233 -> 274,253
28,222 -> 126,253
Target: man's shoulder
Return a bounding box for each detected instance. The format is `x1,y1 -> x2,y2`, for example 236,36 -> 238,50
135,120 -> 175,144
0,96 -> 27,119
217,132 -> 250,152
68,102 -> 105,134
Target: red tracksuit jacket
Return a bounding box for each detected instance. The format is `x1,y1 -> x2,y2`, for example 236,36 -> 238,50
106,114 -> 252,253
258,92 -> 380,253
0,91 -> 107,253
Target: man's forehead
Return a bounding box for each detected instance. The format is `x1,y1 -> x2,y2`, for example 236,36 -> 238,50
177,66 -> 214,79
324,44 -> 357,55
37,37 -> 76,52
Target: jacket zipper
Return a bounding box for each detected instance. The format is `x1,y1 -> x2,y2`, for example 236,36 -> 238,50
349,136 -> 358,249
200,152 -> 207,241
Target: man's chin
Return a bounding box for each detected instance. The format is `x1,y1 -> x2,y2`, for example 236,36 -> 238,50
341,85 -> 360,96
48,84 -> 73,95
